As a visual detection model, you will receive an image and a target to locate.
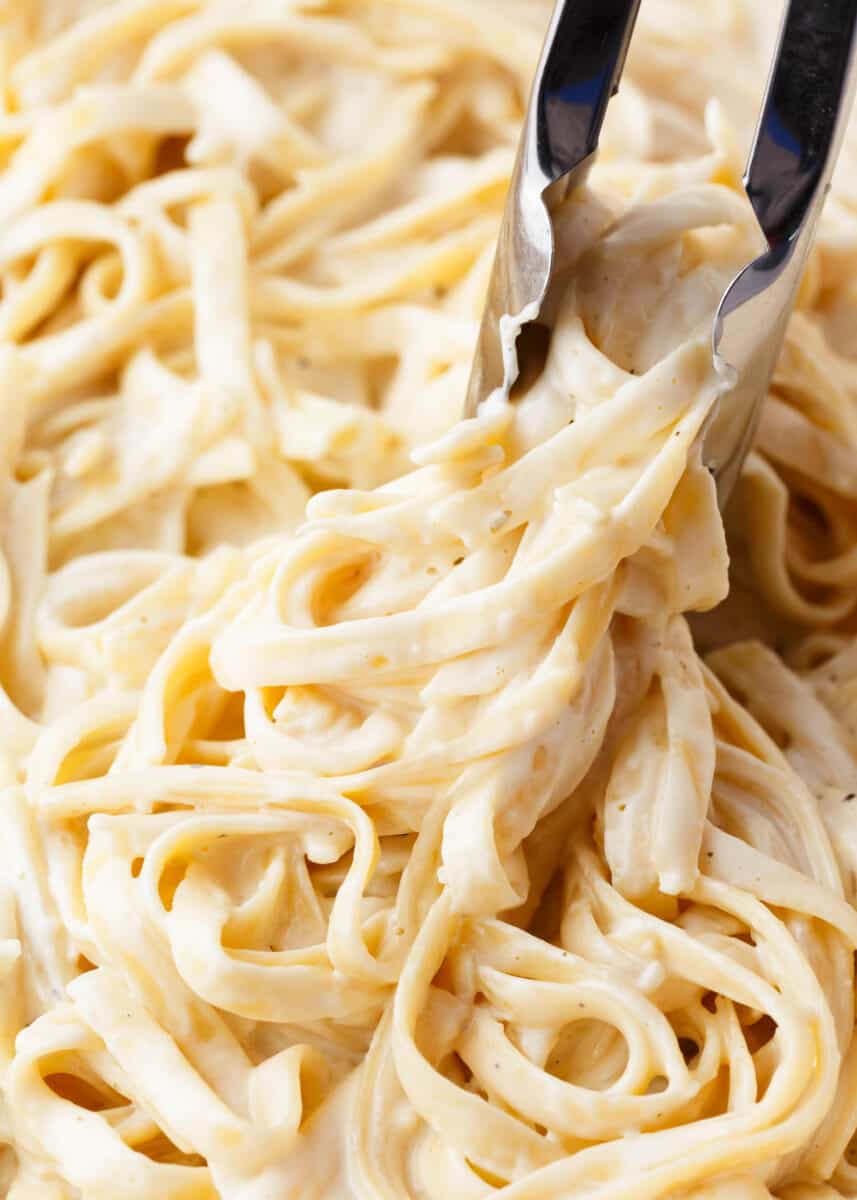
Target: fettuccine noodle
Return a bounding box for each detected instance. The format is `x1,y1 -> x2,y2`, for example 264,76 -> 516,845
2,1 -> 857,1197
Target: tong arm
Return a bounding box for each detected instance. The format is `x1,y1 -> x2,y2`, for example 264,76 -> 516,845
709,0 -> 857,502
464,0 -> 641,415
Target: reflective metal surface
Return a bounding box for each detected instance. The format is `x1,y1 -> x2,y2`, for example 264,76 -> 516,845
465,0 -> 857,510
463,0 -> 641,415
709,0 -> 857,503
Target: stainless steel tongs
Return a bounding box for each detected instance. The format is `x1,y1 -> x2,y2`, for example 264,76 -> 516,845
465,0 -> 857,505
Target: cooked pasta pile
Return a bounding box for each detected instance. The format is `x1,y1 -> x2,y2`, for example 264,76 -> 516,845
3,1 -> 857,1197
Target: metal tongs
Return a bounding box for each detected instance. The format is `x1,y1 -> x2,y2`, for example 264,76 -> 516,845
465,0 -> 857,504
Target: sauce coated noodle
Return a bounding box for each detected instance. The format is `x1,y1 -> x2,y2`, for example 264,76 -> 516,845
2,2 -> 857,1198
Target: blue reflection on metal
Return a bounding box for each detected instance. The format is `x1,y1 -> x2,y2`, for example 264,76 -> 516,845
553,75 -> 607,107
765,108 -> 803,162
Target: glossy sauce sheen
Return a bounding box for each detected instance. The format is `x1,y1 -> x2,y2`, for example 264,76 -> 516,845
2,2 -> 857,1198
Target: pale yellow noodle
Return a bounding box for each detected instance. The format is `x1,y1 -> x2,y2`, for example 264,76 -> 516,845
2,2 -> 857,1198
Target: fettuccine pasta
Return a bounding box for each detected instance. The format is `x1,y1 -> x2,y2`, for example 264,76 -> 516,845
2,1 -> 857,1198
